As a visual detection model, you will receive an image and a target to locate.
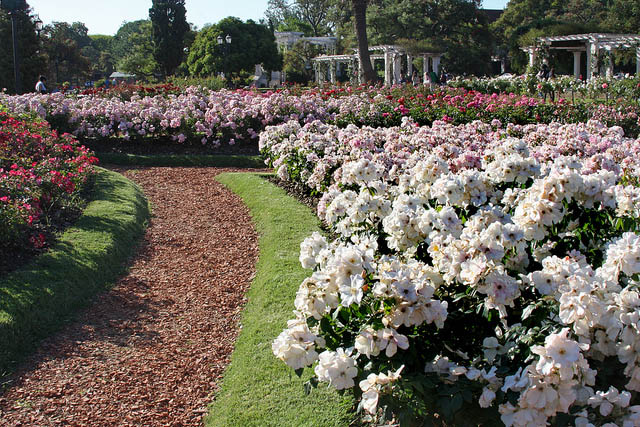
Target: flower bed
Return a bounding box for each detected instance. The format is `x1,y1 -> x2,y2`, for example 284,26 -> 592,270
260,118 -> 640,197
0,88 -> 336,147
449,74 -> 640,101
268,118 -> 640,426
2,86 -> 639,150
0,111 -> 98,266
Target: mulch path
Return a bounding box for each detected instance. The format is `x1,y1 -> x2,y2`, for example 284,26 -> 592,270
0,167 -> 262,426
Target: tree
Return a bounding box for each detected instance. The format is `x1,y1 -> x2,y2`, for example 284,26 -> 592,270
149,0 -> 189,78
265,0 -> 334,36
88,35 -> 116,78
41,22 -> 92,85
282,39 -> 323,83
0,0 -> 43,93
352,0 -> 377,82
187,17 -> 282,78
112,20 -> 158,79
364,0 -> 493,76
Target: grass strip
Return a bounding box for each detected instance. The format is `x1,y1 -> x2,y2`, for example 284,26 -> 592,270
0,167 -> 150,377
206,173 -> 354,427
97,152 -> 265,168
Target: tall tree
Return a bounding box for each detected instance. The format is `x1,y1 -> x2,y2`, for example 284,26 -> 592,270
0,0 -> 43,93
187,18 -> 282,78
265,0 -> 334,36
113,20 -> 158,79
41,22 -> 92,85
149,0 -> 189,78
352,0 -> 376,82
366,0 -> 493,76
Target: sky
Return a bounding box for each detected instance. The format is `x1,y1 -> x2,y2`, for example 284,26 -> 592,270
27,0 -> 510,36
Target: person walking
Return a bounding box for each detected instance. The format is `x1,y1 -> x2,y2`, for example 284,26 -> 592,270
35,76 -> 47,94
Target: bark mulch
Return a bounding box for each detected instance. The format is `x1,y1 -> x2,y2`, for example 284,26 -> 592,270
0,167 -> 262,426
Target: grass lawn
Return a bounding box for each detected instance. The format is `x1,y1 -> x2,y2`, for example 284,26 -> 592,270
0,167 -> 150,378
206,173 -> 355,427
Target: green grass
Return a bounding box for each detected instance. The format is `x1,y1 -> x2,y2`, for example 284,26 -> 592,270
0,167 -> 150,377
97,152 -> 265,168
205,173 -> 355,427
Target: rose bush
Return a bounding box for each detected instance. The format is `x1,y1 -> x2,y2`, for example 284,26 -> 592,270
0,110 -> 98,259
2,85 -> 639,150
269,118 -> 640,426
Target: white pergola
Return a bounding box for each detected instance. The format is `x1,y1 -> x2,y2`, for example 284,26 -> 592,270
312,45 -> 444,86
523,33 -> 640,80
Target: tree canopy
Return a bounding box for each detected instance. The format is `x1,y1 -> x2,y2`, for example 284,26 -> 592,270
149,0 -> 189,77
265,0 -> 335,36
0,0 -> 42,93
493,0 -> 640,73
186,17 -> 281,78
112,20 -> 158,78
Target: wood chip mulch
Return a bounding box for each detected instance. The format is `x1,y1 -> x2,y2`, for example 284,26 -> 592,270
0,166 -> 264,426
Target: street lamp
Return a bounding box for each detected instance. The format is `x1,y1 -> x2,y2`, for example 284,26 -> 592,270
34,14 -> 42,37
217,34 -> 232,87
1,0 -> 27,93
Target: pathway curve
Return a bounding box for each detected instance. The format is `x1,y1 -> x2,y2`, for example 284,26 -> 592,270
0,167 -> 260,426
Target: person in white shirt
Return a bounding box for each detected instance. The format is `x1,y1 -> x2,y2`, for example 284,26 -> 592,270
35,76 -> 47,94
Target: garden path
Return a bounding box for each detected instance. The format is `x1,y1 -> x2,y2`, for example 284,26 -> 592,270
0,167 -> 261,426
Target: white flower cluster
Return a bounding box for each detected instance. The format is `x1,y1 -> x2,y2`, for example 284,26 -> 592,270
272,120 -> 640,425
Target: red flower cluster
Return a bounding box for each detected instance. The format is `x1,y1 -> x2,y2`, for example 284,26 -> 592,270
0,112 -> 98,255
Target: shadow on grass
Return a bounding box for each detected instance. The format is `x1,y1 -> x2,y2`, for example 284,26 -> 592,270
0,168 -> 150,378
97,152 -> 265,168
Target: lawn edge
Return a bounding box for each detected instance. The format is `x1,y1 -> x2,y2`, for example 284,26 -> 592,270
0,166 -> 150,376
205,172 -> 355,427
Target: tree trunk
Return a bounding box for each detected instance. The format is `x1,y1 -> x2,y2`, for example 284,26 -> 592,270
352,0 -> 377,83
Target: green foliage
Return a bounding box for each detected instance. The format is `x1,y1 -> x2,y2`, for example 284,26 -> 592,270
0,3 -> 44,93
265,0 -> 335,36
96,153 -> 264,168
0,167 -> 150,376
492,0 -> 640,74
205,172 -> 354,427
187,17 -> 282,78
167,74 -> 226,90
366,0 -> 494,76
283,40 -> 322,84
113,20 -> 158,79
149,0 -> 189,78
41,21 -> 93,86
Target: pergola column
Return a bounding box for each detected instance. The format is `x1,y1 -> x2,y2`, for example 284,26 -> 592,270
422,55 -> 429,84
384,48 -> 392,86
432,56 -> 441,76
527,48 -> 537,68
572,50 -> 582,79
407,54 -> 413,79
587,41 -> 599,80
393,52 -> 402,84
605,48 -> 614,78
636,47 -> 640,76
329,59 -> 336,83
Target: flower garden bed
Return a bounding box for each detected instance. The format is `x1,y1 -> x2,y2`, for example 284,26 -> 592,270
0,111 -> 98,274
2,81 -> 640,426
2,85 -> 639,154
264,116 -> 640,425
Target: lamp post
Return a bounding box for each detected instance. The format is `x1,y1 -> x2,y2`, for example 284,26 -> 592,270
1,0 -> 27,93
34,14 -> 42,37
217,33 -> 232,88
